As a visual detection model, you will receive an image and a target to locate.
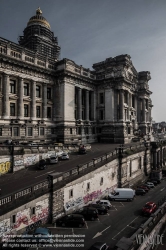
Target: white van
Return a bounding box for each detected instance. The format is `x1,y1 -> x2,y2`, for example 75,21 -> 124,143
108,188 -> 135,201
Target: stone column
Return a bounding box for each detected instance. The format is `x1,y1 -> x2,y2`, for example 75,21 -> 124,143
31,80 -> 36,120
3,74 -> 10,118
134,96 -> 137,122
137,98 -> 141,122
90,91 -> 96,121
142,98 -> 146,122
42,83 -> 47,119
127,92 -> 130,120
18,78 -> 24,119
119,90 -> 124,120
85,90 -> 89,120
77,88 -> 82,120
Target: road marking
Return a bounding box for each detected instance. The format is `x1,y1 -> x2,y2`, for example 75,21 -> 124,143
160,188 -> 165,191
120,202 -> 124,206
93,226 -> 111,239
112,217 -> 138,240
35,171 -> 54,178
127,225 -> 137,229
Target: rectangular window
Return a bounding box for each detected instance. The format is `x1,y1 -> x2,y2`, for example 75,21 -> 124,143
100,110 -> 104,120
92,127 -> 95,134
24,83 -> 29,96
12,215 -> 16,224
28,127 -> 32,136
47,107 -> 51,118
87,182 -> 90,191
51,128 -> 56,134
10,80 -> 16,94
0,128 -> 2,136
24,104 -> 29,117
99,93 -> 104,104
100,177 -> 103,185
70,128 -> 73,134
10,103 -> 15,116
13,127 -> 19,137
36,106 -> 41,118
82,109 -> 85,120
36,85 -> 41,97
32,207 -> 36,215
69,189 -> 73,198
40,127 -> 44,136
47,88 -> 51,99
78,127 -> 81,135
85,127 -> 89,134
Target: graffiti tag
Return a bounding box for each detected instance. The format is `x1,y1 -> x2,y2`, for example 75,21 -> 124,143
0,161 -> 11,174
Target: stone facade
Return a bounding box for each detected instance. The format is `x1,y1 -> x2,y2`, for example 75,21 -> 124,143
0,8 -> 153,144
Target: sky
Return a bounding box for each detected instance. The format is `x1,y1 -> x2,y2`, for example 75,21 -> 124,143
0,0 -> 165,122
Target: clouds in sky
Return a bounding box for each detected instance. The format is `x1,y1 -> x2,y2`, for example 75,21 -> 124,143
0,0 -> 166,122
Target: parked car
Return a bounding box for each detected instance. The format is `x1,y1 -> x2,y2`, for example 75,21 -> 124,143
135,188 -> 146,196
88,203 -> 108,215
149,179 -> 158,185
74,207 -> 98,221
146,182 -> 155,188
33,227 -> 52,243
137,185 -> 149,192
60,152 -> 69,160
48,155 -> 58,164
56,214 -> 85,228
142,184 -> 152,189
37,159 -> 47,170
88,242 -> 110,250
142,202 -> 157,216
22,227 -> 52,244
97,200 -> 112,209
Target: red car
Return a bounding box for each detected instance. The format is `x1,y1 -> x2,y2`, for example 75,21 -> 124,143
138,185 -> 149,192
142,202 -> 157,216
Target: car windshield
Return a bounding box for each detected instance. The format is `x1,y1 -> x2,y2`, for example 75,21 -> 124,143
144,205 -> 152,209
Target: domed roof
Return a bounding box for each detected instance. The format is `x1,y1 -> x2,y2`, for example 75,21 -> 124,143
27,7 -> 51,29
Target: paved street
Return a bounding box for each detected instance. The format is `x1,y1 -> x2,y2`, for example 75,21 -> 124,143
0,143 -> 123,196
43,179 -> 166,250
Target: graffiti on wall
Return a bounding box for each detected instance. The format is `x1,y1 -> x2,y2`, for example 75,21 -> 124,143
65,197 -> 83,211
0,161 -> 11,174
0,198 -> 49,235
31,199 -> 49,223
42,151 -> 55,160
0,218 -> 11,237
24,154 -> 39,167
83,190 -> 102,204
14,156 -> 24,171
13,208 -> 30,230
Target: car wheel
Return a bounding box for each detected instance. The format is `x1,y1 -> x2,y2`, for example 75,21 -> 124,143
62,223 -> 66,227
78,224 -> 83,228
91,217 -> 95,221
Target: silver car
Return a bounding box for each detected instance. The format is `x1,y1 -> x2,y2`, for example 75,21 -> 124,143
49,156 -> 58,164
60,153 -> 69,160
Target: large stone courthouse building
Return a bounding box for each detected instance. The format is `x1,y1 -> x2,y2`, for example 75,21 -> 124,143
0,8 -> 153,144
